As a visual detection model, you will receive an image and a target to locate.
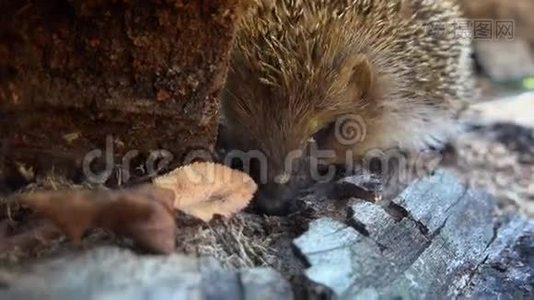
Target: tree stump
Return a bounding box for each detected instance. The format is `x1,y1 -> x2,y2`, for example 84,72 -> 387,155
0,0 -> 243,188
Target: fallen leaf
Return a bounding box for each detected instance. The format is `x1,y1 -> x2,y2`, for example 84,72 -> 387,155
19,185 -> 177,254
19,190 -> 98,244
153,162 -> 257,222
13,162 -> 256,254
95,185 -> 176,254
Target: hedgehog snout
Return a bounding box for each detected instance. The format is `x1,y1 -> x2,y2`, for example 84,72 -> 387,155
253,181 -> 300,216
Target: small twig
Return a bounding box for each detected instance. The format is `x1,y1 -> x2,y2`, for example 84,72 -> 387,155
327,182 -> 381,203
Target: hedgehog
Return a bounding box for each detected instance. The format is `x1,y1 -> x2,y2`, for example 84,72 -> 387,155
219,0 -> 474,214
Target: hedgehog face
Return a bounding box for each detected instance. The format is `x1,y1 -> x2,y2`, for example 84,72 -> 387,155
220,54 -> 376,215
217,0 -> 473,215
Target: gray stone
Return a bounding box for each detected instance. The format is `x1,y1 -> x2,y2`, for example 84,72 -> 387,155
241,268 -> 294,300
0,247 -> 293,300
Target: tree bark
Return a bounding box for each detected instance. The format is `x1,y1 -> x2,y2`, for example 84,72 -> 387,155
0,0 -> 243,187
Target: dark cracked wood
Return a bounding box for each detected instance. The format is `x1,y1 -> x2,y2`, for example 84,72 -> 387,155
294,170 -> 534,299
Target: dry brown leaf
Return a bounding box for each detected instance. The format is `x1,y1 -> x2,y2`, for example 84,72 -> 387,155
19,191 -> 98,244
18,185 -> 177,254
10,162 -> 255,254
153,162 -> 257,222
95,185 -> 176,254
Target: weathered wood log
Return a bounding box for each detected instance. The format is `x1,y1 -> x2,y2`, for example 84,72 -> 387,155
0,171 -> 531,300
294,170 -> 534,299
0,0 -> 243,187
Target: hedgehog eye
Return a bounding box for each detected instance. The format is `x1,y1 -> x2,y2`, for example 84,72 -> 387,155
311,122 -> 336,147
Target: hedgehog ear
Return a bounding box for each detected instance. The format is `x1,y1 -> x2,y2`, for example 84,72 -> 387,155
337,54 -> 374,99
